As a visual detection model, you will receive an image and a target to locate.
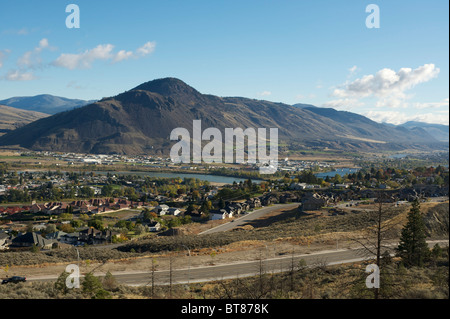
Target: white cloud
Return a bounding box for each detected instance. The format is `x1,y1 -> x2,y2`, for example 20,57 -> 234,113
136,41 -> 156,56
0,50 -> 10,68
2,27 -> 29,36
53,44 -> 115,70
1,39 -> 50,81
322,98 -> 365,110
413,98 -> 449,109
17,38 -> 50,69
113,50 -> 134,62
332,64 -> 440,101
53,41 -> 156,69
348,65 -> 359,78
4,69 -> 36,81
365,110 -> 449,126
38,38 -> 49,51
259,91 -> 272,96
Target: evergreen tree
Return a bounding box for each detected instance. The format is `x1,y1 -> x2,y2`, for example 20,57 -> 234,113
396,198 -> 429,267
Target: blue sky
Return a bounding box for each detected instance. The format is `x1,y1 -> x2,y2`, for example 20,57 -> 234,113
0,0 -> 448,124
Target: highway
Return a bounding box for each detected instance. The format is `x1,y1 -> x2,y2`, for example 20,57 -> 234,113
27,240 -> 448,286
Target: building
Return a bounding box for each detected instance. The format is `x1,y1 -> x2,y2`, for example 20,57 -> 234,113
11,232 -> 55,249
300,193 -> 328,211
154,204 -> 169,216
210,209 -> 230,220
167,208 -> 181,216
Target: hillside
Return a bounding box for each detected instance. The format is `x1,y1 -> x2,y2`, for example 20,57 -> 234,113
0,94 -> 96,115
400,121 -> 449,142
0,105 -> 49,136
0,78 -> 447,155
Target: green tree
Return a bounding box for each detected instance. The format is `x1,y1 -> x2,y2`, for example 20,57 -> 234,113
102,271 -> 118,292
54,271 -> 71,294
396,199 -> 430,267
82,272 -> 103,295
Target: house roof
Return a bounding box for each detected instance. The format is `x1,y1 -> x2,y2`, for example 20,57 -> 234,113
12,232 -> 54,247
46,231 -> 68,239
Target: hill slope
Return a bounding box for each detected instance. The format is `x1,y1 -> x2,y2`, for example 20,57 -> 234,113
0,94 -> 96,115
0,105 -> 49,136
400,121 -> 449,142
0,78 -> 447,155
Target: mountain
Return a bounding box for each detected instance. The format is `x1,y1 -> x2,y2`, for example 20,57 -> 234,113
0,78 -> 447,155
400,121 -> 449,142
0,94 -> 96,115
301,106 -> 441,144
0,105 -> 49,136
292,103 -> 318,109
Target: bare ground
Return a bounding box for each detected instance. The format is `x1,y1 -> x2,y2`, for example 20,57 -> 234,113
6,200 -> 448,281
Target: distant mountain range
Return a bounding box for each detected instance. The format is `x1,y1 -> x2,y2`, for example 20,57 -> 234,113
0,78 -> 447,155
399,121 -> 449,142
0,105 -> 49,136
0,94 -> 96,115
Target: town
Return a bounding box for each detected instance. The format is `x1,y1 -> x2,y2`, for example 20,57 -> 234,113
0,151 -> 448,251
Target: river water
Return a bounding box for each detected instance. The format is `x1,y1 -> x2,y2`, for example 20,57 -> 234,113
93,171 -> 262,184
315,168 -> 360,179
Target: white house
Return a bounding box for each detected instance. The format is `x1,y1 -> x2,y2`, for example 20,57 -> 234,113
168,208 -> 181,216
210,209 -> 230,220
154,204 -> 169,216
148,221 -> 161,232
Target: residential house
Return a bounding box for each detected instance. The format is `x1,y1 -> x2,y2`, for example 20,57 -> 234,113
279,193 -> 295,203
79,227 -> 119,245
154,204 -> 169,216
30,203 -> 45,214
246,197 -> 262,209
260,194 -> 278,206
46,231 -> 68,241
147,221 -> 161,232
289,183 -> 308,190
44,202 -> 69,214
300,193 -> 328,211
0,232 -> 11,250
11,232 -> 55,249
167,208 -> 181,216
210,209 -> 230,220
184,210 -> 204,222
60,232 -> 81,245
32,223 -> 47,231
225,203 -> 242,215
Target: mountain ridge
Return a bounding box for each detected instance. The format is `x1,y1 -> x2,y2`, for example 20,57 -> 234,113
0,105 -> 49,136
0,78 -> 447,155
0,94 -> 96,115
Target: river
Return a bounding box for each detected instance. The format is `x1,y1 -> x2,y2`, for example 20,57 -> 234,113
92,171 -> 262,184
315,167 -> 360,179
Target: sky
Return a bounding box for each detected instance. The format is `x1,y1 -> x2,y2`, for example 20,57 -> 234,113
0,0 -> 448,125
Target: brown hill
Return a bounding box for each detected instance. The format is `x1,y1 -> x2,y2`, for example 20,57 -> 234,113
0,105 -> 49,136
0,78 -> 446,155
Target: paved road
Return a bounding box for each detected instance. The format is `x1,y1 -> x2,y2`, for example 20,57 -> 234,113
199,203 -> 300,235
27,240 -> 448,286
